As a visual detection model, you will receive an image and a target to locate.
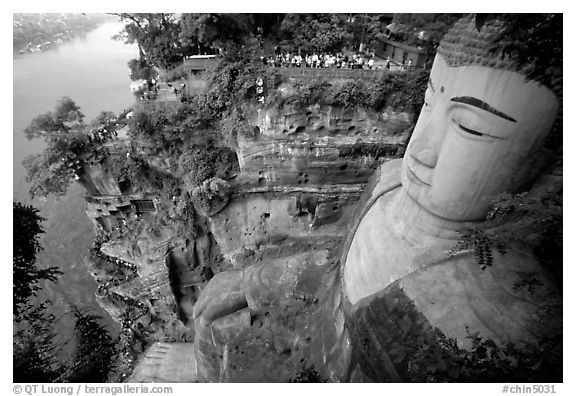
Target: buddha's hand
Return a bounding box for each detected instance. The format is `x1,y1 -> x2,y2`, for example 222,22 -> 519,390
192,271 -> 248,327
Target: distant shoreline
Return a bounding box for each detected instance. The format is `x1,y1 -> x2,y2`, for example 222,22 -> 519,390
13,13 -> 115,55
14,25 -> 99,55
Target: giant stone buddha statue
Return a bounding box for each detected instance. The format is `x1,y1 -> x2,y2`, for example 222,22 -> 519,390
342,15 -> 562,381
129,15 -> 562,382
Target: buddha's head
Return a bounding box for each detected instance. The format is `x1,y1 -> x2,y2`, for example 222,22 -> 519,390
402,15 -> 561,222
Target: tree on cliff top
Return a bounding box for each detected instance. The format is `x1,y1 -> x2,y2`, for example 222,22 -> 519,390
390,14 -> 464,48
24,96 -> 84,140
113,13 -> 183,69
179,13 -> 257,55
279,14 -> 352,54
127,58 -> 157,82
23,97 -> 91,198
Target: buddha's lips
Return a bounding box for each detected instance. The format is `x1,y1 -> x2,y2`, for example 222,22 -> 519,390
406,165 -> 432,187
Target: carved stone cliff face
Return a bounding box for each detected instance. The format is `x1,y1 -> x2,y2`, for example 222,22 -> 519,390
208,104 -> 413,267
84,98 -> 416,381
239,104 -> 410,186
176,103 -> 415,382
121,16 -> 561,383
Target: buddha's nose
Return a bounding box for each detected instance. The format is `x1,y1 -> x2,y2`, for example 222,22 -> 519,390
408,117 -> 445,168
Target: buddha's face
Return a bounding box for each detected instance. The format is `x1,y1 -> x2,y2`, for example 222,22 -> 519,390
402,55 -> 558,221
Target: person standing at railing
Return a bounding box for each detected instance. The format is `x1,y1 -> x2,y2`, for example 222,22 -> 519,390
296,54 -> 303,67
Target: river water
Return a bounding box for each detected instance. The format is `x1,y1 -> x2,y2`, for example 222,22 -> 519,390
13,21 -> 138,348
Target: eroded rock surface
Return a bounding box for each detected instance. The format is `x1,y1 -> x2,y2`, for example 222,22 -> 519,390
82,99 -> 412,382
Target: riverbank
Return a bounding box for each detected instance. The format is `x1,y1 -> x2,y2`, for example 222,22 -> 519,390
13,13 -> 111,55
13,20 -> 139,362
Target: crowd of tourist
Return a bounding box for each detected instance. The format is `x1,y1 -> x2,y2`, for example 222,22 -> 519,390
139,83 -> 158,101
260,48 -> 421,71
262,51 -> 380,70
91,249 -> 138,276
138,79 -> 189,103
88,125 -> 118,144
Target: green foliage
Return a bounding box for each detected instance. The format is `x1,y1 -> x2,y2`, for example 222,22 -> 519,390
185,56 -> 282,145
13,202 -> 62,316
91,111 -> 117,130
128,102 -> 214,158
23,97 -> 93,198
392,71 -> 429,114
449,191 -> 562,277
121,86 -> 244,212
218,107 -> 256,145
133,158 -> 180,198
280,14 -> 367,54
332,80 -> 368,108
284,70 -> 428,113
64,306 -> 117,382
289,79 -> 333,107
14,301 -> 63,382
13,201 -> 62,382
196,58 -> 283,114
354,284 -> 561,382
127,58 -> 157,82
512,271 -> 544,295
13,202 -> 117,383
114,13 -> 183,68
23,144 -> 81,199
391,14 -> 464,49
406,329 -> 562,382
348,14 -> 385,49
172,194 -> 199,239
178,141 -> 238,189
161,65 -> 189,82
448,228 -> 503,270
179,14 -> 256,54
479,14 -> 562,86
190,178 -> 231,216
25,96 -> 84,140
128,107 -> 184,155
284,14 -> 351,54
14,293 -> 119,383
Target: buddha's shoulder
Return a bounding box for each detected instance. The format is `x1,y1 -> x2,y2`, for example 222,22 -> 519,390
348,248 -> 559,368
352,159 -> 403,219
396,248 -> 559,346
340,159 -> 403,265
368,159 -> 403,200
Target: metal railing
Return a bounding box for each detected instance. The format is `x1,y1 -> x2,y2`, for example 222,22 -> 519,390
275,66 -> 398,80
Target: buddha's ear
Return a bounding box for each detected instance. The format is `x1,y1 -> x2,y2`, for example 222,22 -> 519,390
511,145 -> 558,195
